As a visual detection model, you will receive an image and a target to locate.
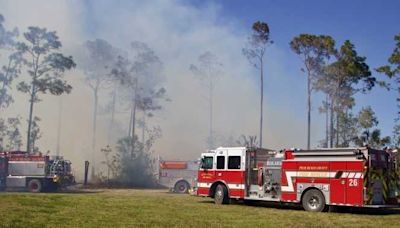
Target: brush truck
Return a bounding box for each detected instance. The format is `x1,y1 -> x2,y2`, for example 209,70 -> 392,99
0,151 -> 74,192
197,147 -> 400,212
156,158 -> 199,193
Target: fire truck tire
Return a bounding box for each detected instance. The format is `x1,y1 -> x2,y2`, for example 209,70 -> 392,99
214,184 -> 229,205
301,189 -> 326,212
27,179 -> 42,193
174,180 -> 189,194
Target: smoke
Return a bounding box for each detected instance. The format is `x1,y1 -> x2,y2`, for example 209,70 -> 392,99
0,0 -> 315,178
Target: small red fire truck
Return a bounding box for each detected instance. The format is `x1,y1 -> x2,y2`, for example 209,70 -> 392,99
156,158 -> 199,193
197,147 -> 399,212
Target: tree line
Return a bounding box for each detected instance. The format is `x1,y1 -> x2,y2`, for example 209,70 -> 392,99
244,20 -> 399,149
0,14 -> 169,186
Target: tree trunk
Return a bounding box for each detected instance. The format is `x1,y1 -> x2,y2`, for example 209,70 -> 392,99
209,78 -> 213,149
26,87 -> 35,154
91,87 -> 98,173
128,102 -> 133,137
329,99 -> 334,148
56,96 -> 63,156
307,71 -> 311,150
336,111 -> 339,147
141,111 -> 146,143
27,55 -> 39,154
108,87 -> 117,144
325,95 -> 329,148
131,99 -> 137,159
259,59 -> 264,148
131,82 -> 138,159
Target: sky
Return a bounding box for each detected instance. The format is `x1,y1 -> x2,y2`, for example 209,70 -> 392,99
0,0 -> 399,175
210,0 -> 400,140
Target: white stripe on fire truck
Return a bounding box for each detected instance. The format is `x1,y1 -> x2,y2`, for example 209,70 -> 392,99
197,182 -> 211,188
341,172 -> 363,178
227,184 -> 245,190
196,182 -> 245,190
281,171 -> 364,192
281,171 -> 297,192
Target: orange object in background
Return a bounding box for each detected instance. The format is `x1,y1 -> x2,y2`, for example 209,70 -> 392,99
160,161 -> 187,169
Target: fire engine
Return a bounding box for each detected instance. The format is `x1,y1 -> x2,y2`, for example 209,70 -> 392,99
197,147 -> 400,212
0,151 -> 74,192
156,157 -> 198,193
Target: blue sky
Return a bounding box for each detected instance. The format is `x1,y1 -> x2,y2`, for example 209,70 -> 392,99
189,0 -> 400,139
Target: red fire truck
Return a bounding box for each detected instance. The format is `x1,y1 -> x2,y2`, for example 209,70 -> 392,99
197,147 -> 399,212
0,151 -> 74,192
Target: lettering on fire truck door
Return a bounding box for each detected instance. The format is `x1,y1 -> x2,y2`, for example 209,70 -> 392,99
329,162 -> 346,204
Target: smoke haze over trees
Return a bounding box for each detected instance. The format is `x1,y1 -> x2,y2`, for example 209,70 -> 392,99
0,0 -> 399,181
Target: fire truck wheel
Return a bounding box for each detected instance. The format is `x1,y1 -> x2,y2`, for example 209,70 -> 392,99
302,189 -> 326,212
174,180 -> 189,194
214,184 -> 229,205
27,179 -> 42,193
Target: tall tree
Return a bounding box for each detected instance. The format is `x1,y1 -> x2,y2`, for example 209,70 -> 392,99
112,42 -> 163,158
290,34 -> 335,149
242,21 -> 273,148
190,51 -> 222,149
16,27 -> 76,153
80,39 -> 118,169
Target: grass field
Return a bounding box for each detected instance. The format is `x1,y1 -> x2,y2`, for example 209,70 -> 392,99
1,189 -> 400,227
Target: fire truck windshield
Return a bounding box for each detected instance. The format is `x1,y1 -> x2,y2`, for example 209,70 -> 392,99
201,156 -> 213,169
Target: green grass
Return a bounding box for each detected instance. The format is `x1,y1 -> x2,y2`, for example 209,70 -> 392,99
1,189 -> 400,227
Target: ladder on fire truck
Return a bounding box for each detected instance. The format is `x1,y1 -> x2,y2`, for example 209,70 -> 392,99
286,147 -> 367,160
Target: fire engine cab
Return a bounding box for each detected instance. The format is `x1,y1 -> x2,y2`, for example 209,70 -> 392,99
197,147 -> 399,212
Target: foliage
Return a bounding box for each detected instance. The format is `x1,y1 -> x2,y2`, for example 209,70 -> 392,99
315,40 -> 376,147
376,33 -> 400,78
353,107 -> 391,148
392,124 -> 400,147
0,117 -> 23,151
28,116 -> 41,153
242,21 -> 273,68
16,26 -> 76,153
236,135 -> 259,148
358,106 -> 378,130
336,111 -> 359,147
0,14 -> 21,109
99,126 -> 161,187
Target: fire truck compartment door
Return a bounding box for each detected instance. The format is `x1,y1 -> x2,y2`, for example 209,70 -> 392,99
345,161 -> 363,205
330,163 -> 346,204
8,161 -> 46,176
